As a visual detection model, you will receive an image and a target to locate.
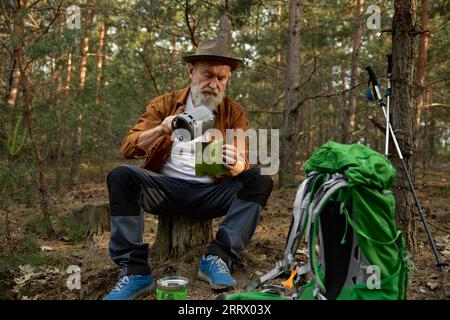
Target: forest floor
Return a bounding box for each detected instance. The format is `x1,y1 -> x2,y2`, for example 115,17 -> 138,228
0,167 -> 449,300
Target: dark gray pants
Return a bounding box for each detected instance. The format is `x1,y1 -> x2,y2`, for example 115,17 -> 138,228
107,165 -> 273,276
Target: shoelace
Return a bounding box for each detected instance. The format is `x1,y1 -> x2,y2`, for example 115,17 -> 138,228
208,256 -> 230,274
112,276 -> 130,292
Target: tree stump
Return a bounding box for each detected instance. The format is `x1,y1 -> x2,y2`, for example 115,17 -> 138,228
72,203 -> 110,238
153,215 -> 213,258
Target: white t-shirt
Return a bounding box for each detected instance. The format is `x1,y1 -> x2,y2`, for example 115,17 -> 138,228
160,94 -> 215,183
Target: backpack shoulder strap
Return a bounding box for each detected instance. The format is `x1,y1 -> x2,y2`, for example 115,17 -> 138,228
306,173 -> 349,298
245,173 -> 321,292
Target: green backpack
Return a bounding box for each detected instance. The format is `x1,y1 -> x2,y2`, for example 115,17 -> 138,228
240,141 -> 413,300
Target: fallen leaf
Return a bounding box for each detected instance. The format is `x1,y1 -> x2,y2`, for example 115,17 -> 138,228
427,280 -> 439,291
18,264 -> 34,274
40,245 -> 55,252
441,250 -> 450,260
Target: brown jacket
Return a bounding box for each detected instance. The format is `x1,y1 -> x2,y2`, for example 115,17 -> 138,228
120,87 -> 249,175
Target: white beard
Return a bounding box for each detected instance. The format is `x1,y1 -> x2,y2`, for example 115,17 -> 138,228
190,82 -> 225,111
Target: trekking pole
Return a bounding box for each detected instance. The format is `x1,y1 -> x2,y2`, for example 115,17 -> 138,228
385,54 -> 392,157
365,66 -> 446,272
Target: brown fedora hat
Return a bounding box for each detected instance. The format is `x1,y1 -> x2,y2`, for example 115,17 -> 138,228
182,39 -> 243,71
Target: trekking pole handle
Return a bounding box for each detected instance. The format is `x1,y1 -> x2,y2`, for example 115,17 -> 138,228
365,66 -> 385,106
387,54 -> 393,75
365,66 -> 380,87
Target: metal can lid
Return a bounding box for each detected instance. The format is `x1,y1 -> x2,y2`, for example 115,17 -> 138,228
157,276 -> 189,291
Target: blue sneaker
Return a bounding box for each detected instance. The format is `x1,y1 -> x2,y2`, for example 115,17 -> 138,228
198,255 -> 237,290
103,274 -> 154,300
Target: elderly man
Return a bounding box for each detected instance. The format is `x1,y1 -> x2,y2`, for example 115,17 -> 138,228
104,39 -> 273,300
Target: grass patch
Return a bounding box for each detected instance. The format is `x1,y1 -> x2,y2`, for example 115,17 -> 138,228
26,216 -> 53,237
441,185 -> 450,197
57,216 -> 87,244
0,233 -> 47,273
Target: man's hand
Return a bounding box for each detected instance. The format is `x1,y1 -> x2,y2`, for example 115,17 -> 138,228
222,144 -> 246,176
159,115 -> 176,135
136,115 -> 176,151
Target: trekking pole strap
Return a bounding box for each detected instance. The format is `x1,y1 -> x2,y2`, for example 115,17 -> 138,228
366,66 -> 386,107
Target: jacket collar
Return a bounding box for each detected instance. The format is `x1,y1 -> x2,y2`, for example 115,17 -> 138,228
174,86 -> 190,108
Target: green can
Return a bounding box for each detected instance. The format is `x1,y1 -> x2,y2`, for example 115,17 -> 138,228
156,276 -> 189,300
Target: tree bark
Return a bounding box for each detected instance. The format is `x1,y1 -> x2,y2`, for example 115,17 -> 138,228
428,115 -> 437,168
306,102 -> 313,158
170,31 -> 177,91
72,203 -> 110,238
318,95 -> 324,146
423,88 -> 434,168
95,19 -> 107,106
70,0 -> 94,186
326,77 -> 335,141
218,0 -> 232,50
415,0 -> 429,162
21,71 -> 52,227
4,0 -> 24,109
15,0 -> 52,230
347,0 -> 364,144
153,215 -> 213,258
280,0 -> 302,187
5,59 -> 21,109
392,0 -> 417,254
48,12 -> 65,167
339,62 -> 348,143
272,1 -> 283,129
55,52 -> 73,193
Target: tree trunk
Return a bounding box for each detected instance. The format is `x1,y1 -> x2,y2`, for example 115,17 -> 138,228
280,0 -> 302,187
21,73 -> 52,227
392,0 -> 417,254
421,88 -> 431,169
95,19 -> 107,106
70,0 -> 94,186
4,0 -> 24,109
153,215 -> 213,258
326,78 -> 335,141
318,96 -> 324,146
423,88 -> 436,168
339,62 -> 349,143
48,13 -> 65,166
72,203 -> 110,238
218,0 -> 232,49
5,58 -> 21,109
306,102 -> 313,158
415,0 -> 429,163
12,0 -> 50,222
170,31 -> 177,91
275,2 -> 282,84
348,0 -> 364,144
272,2 -> 284,130
55,52 -> 73,193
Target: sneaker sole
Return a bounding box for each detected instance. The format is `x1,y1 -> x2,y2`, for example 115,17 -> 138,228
198,270 -> 237,290
131,282 -> 156,300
